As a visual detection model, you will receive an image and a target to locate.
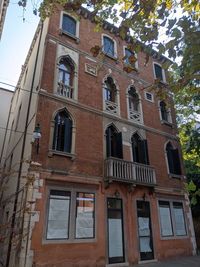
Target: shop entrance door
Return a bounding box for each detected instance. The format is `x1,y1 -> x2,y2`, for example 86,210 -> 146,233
137,200 -> 154,261
107,198 -> 125,264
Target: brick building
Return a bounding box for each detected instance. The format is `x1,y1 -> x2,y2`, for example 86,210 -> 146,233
0,6 -> 196,267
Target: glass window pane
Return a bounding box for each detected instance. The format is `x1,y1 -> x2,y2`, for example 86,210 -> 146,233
154,64 -> 163,80
75,193 -> 95,238
103,37 -> 114,57
159,201 -> 173,236
62,15 -> 76,36
47,190 -> 70,239
173,202 -> 186,236
125,48 -> 135,66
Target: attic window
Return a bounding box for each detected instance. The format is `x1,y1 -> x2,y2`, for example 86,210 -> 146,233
154,63 -> 165,82
62,14 -> 76,36
103,36 -> 116,58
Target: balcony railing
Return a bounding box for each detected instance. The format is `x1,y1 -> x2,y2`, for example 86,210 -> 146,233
105,158 -> 156,186
57,82 -> 73,99
129,109 -> 142,123
105,100 -> 118,115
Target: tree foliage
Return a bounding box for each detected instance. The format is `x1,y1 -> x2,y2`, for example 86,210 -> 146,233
179,120 -> 200,211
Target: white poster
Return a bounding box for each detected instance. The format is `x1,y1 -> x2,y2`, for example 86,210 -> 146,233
47,198 -> 70,239
174,208 -> 186,235
76,208 -> 94,238
108,219 -> 123,258
140,237 -> 152,252
159,206 -> 173,236
138,217 -> 150,236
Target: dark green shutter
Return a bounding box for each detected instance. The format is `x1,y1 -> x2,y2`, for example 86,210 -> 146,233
116,132 -> 123,159
172,149 -> 181,175
106,127 -> 112,157
143,140 -> 149,165
138,140 -> 149,165
167,148 -> 174,174
64,118 -> 72,153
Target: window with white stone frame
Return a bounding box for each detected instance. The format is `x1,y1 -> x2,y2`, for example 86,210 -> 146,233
158,200 -> 187,238
46,188 -> 95,241
159,100 -> 172,124
127,86 -> 143,123
57,56 -> 75,99
102,34 -> 117,59
153,63 -> 166,83
123,47 -> 138,69
103,76 -> 120,116
60,12 -> 80,41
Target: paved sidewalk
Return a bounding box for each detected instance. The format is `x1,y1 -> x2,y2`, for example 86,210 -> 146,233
133,255 -> 200,267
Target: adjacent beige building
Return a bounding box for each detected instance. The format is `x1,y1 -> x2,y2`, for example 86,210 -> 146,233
0,87 -> 13,166
0,0 -> 9,39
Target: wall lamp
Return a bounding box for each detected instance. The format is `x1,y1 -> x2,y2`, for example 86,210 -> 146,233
32,123 -> 41,154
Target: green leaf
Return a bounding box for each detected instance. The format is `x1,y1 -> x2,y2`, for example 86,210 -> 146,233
187,180 -> 197,192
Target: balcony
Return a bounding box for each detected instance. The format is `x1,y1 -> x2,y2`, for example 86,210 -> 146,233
57,82 -> 73,99
104,158 -> 156,186
129,109 -> 142,123
105,100 -> 118,115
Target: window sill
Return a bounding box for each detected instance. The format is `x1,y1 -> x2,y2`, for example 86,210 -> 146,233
59,29 -> 80,43
48,150 -> 76,160
169,173 -> 183,179
124,63 -> 139,72
161,120 -> 173,127
55,92 -> 77,102
43,237 -> 96,245
102,51 -> 118,61
160,235 -> 188,240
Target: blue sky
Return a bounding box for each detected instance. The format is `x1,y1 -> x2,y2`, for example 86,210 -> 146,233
0,2 -> 39,90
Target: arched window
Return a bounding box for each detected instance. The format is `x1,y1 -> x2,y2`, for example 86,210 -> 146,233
127,86 -> 143,123
53,110 -> 72,153
62,14 -> 76,36
166,142 -> 181,175
131,133 -> 149,165
128,87 -> 139,112
57,57 -> 74,98
104,77 -> 116,102
106,125 -> 123,159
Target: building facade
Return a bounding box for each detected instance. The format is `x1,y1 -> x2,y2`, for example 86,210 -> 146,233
0,87 -> 13,166
0,6 -> 196,267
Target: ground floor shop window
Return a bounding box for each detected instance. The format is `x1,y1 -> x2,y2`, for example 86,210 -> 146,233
158,200 -> 187,238
46,188 -> 95,241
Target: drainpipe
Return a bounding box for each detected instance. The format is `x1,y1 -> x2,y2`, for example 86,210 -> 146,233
5,21 -> 43,267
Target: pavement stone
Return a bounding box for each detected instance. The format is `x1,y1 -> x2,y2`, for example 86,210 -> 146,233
132,255 -> 200,267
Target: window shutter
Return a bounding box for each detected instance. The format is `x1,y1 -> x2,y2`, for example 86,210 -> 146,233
132,141 -> 138,162
154,64 -> 163,81
64,118 -> 72,153
116,132 -> 123,159
106,128 -> 112,157
53,119 -> 58,150
167,148 -> 174,174
143,140 -> 149,165
138,140 -> 149,165
172,149 -> 181,175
